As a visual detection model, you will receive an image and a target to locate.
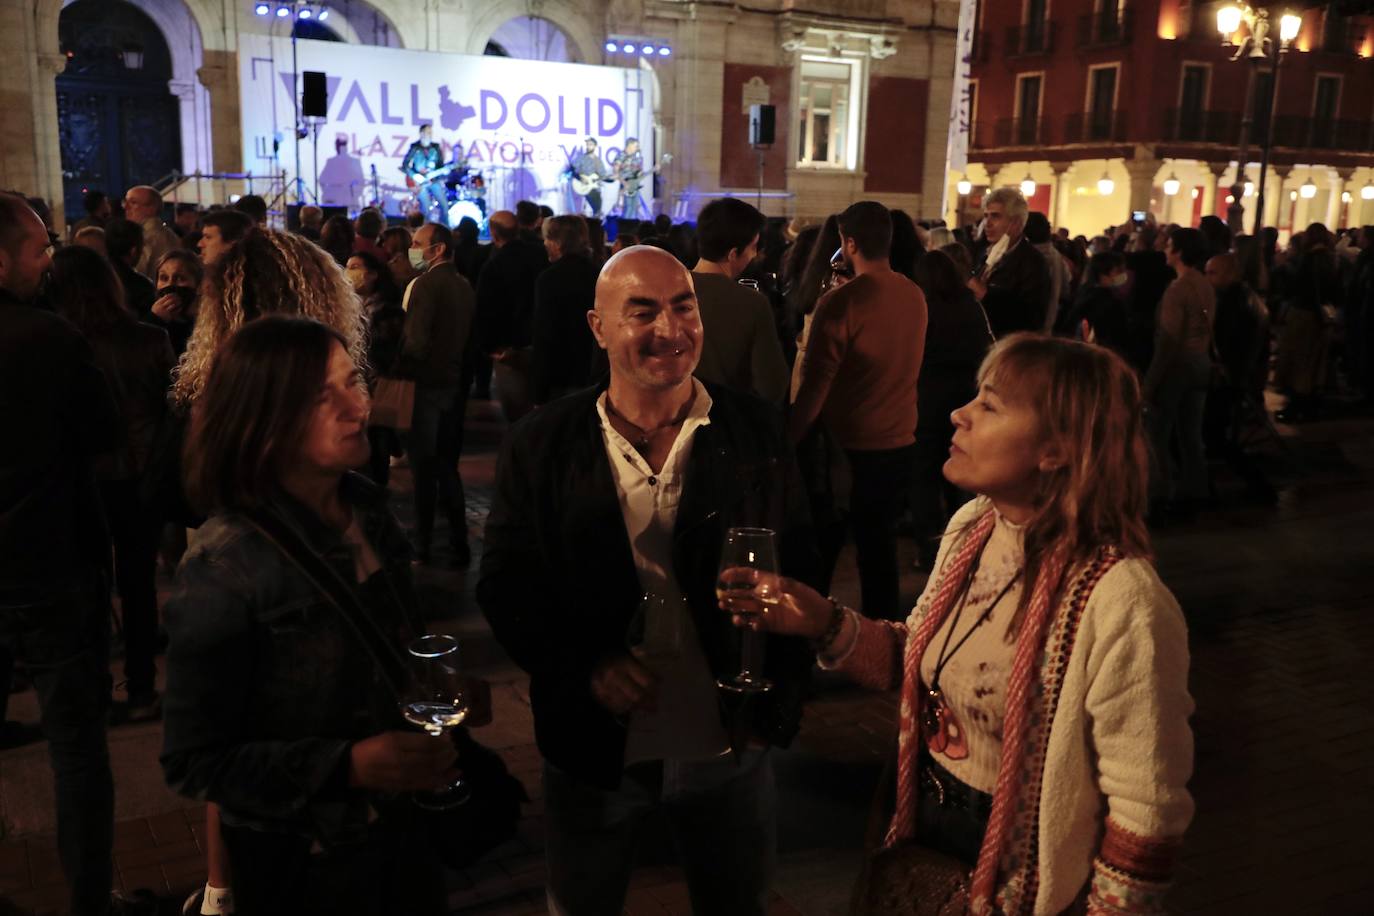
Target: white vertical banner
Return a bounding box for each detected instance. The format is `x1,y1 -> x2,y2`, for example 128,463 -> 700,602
236,34 -> 656,218
942,0 -> 978,216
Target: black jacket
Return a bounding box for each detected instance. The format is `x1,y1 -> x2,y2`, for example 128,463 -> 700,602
161,474 -> 420,840
0,294 -> 123,594
977,237 -> 1050,338
476,383 -> 818,789
530,254 -> 598,403
85,318 -> 175,481
476,239 -> 548,352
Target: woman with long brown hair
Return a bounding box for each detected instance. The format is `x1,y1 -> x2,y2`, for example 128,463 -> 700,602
724,334 -> 1193,914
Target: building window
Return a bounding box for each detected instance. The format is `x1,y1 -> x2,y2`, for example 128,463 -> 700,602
1177,64 -> 1208,140
1087,65 -> 1118,140
1024,0 -> 1048,52
1312,74 -> 1341,147
1015,73 -> 1042,144
797,59 -> 854,168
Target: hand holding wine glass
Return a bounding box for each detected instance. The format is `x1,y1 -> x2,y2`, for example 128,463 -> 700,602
716,528 -> 783,693
716,566 -> 833,640
400,634 -> 472,809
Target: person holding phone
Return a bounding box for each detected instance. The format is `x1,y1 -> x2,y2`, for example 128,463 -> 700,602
148,250 -> 203,357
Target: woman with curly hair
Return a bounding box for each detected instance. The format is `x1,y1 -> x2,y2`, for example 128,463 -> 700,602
169,228 -> 366,916
724,335 -> 1193,915
172,229 -> 367,410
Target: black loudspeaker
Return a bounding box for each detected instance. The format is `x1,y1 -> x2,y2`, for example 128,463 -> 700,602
749,104 -> 776,148
302,71 -> 328,118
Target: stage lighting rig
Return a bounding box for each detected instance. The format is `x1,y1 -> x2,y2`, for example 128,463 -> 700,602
605,35 -> 671,61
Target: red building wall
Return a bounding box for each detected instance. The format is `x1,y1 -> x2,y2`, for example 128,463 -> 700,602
719,63 -> 792,189
862,76 -> 928,193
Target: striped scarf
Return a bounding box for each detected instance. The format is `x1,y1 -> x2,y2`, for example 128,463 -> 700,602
886,509 -> 1073,914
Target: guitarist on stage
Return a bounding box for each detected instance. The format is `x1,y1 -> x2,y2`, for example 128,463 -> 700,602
613,137 -> 646,219
401,123 -> 449,226
571,137 -> 610,218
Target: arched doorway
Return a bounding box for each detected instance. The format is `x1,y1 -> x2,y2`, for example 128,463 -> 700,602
56,0 -> 182,219
487,16 -> 579,62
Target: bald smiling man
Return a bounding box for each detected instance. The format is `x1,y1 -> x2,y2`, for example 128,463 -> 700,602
478,246 -> 820,915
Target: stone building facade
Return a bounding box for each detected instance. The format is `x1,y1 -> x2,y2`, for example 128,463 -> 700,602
2,0 -> 961,231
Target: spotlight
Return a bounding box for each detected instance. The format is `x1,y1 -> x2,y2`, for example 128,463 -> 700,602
641,45 -> 655,55
255,3 -> 270,14
658,46 -> 671,56
298,7 -> 312,18
275,6 -> 290,17
605,40 -> 618,53
317,6 -> 327,18
622,43 -> 635,53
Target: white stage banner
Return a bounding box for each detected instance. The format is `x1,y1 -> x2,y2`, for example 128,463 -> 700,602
237,34 -> 658,220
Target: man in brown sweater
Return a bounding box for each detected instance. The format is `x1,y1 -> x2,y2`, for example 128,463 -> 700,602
789,200 -> 928,619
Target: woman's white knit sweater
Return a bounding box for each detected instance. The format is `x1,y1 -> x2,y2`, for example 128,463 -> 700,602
822,498 -> 1195,914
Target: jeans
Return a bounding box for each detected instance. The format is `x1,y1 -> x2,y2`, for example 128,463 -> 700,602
544,750 -> 776,916
1149,351 -> 1212,504
0,579 -> 114,916
220,807 -> 444,916
406,384 -> 467,552
99,479 -> 160,697
845,445 -> 917,620
415,181 -> 448,226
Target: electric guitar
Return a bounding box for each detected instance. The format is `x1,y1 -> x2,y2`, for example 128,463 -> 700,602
571,173 -> 616,196
615,153 -> 673,187
402,161 -> 464,190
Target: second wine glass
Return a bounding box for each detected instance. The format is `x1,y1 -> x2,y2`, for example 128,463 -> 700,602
715,527 -> 778,694
400,633 -> 471,809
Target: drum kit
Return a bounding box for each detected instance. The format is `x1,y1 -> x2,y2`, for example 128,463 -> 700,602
444,169 -> 487,229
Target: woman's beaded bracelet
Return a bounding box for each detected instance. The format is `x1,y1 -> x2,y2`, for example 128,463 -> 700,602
812,596 -> 849,653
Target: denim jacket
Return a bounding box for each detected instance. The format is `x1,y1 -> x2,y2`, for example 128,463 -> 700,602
160,473 -> 419,842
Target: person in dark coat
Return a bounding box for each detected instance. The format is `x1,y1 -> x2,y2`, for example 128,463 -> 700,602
104,217 -> 156,318
909,249 -> 992,567
0,193 -> 122,916
49,245 -> 175,720
530,214 -> 599,404
969,187 -> 1051,337
476,210 -> 548,422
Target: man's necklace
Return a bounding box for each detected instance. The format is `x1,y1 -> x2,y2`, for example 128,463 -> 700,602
605,396 -> 690,453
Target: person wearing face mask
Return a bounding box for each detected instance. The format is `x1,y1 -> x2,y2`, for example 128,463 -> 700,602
147,250 -> 203,358
346,251 -> 407,487
395,223 -> 475,566
1065,251 -> 1132,362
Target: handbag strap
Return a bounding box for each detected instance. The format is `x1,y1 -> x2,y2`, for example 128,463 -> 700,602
242,508 -> 410,699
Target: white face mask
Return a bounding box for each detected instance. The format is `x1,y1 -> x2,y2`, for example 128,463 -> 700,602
1107,272 -> 1129,289
408,247 -> 429,270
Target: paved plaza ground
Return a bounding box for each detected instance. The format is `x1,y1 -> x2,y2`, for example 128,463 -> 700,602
1,394 -> 1372,915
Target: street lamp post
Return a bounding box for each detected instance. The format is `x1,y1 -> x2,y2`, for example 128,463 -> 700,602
1217,4 -> 1302,238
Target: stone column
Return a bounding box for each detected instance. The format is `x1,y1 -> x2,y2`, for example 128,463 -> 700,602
1050,161 -> 1071,232
32,51 -> 68,230
197,52 -> 243,180
668,8 -> 733,219
1270,164 -> 1293,232
1123,149 -> 1161,220
1205,161 -> 1229,224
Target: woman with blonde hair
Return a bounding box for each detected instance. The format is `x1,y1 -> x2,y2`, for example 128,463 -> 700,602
724,334 -> 1193,914
169,228 -> 366,916
172,229 -> 367,409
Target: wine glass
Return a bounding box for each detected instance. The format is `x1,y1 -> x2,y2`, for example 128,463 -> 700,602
627,591 -> 684,672
715,527 -> 778,694
400,633 -> 471,809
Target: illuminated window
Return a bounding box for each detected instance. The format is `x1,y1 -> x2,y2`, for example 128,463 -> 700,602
797,58 -> 857,168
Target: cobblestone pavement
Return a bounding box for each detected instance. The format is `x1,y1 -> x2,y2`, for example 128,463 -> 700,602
2,396 -> 1372,915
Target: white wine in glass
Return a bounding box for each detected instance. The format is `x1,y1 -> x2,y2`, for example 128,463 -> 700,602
401,633 -> 471,809
716,527 -> 777,693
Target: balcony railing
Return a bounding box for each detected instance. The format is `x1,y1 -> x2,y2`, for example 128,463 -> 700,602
974,117 -> 1046,148
1063,109 -> 1130,144
1162,108 -> 1242,144
1005,19 -> 1054,56
1271,115 -> 1374,152
1077,8 -> 1133,48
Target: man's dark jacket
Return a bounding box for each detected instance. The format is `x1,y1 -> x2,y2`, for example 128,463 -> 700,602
0,293 -> 123,593
477,382 -> 818,789
977,237 -> 1051,338
475,238 -> 548,352
530,253 -> 598,403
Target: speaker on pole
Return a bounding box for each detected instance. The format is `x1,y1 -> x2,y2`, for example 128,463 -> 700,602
302,71 -> 328,118
749,104 -> 775,149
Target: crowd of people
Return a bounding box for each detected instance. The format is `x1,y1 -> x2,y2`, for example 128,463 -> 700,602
0,175 -> 1368,915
